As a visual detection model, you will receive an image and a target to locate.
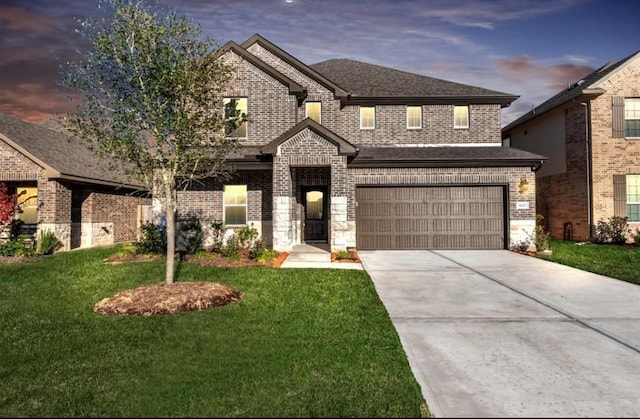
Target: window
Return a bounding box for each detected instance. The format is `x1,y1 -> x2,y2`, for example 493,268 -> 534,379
224,185 -> 247,225
360,106 -> 375,129
453,105 -> 469,129
223,97 -> 248,138
305,102 -> 322,123
627,175 -> 640,222
16,186 -> 37,224
407,106 -> 422,129
625,98 -> 640,137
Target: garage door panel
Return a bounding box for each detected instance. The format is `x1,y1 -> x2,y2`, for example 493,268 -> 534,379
357,186 -> 505,250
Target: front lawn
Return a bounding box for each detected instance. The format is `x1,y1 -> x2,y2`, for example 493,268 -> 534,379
0,245 -> 427,417
536,239 -> 640,285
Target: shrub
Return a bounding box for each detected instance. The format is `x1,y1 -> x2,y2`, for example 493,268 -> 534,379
632,228 -> 640,245
336,250 -> 351,260
135,222 -> 167,254
256,248 -> 277,264
534,214 -> 551,251
236,225 -> 259,249
591,216 -> 629,245
608,216 -> 629,244
36,229 -> 61,255
179,215 -> 203,254
0,240 -> 35,257
210,220 -> 226,252
221,234 -> 242,259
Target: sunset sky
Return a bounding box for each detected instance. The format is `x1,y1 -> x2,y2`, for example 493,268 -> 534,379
1,0 -> 639,126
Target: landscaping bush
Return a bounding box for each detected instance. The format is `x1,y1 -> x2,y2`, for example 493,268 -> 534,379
221,234 -> 242,259
534,214 -> 551,251
178,215 -> 203,254
633,228 -> 640,245
209,220 -> 226,252
591,216 -> 629,244
0,240 -> 35,257
36,229 -> 60,255
135,222 -> 167,254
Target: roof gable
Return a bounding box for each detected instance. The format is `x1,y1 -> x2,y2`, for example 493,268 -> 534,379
261,118 -> 357,156
218,41 -> 305,100
241,34 -> 349,99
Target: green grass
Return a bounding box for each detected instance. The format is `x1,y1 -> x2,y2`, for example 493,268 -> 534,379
0,245 -> 428,417
536,239 -> 640,285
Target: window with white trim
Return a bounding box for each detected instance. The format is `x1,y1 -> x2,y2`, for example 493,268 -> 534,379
625,98 -> 640,138
305,101 -> 322,123
224,185 -> 247,225
223,97 -> 248,138
453,105 -> 469,129
407,105 -> 422,129
627,175 -> 640,222
360,106 -> 375,129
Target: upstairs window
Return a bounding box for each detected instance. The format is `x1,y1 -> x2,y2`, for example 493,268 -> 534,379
453,105 -> 469,129
360,106 -> 375,130
407,106 -> 422,129
224,185 -> 247,226
223,97 -> 248,138
305,101 -> 322,123
625,98 -> 640,138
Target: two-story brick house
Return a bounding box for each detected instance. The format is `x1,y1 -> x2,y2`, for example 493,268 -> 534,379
503,50 -> 640,241
0,113 -> 150,250
177,34 -> 546,252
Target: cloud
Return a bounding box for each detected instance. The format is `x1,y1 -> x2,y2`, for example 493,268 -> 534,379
0,5 -> 58,35
498,55 -> 594,90
415,0 -> 585,29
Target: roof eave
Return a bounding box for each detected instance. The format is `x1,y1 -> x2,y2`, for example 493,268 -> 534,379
341,95 -> 518,108
503,88 -> 605,134
349,158 -> 545,168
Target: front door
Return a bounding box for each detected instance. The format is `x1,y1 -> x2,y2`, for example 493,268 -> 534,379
303,186 -> 328,242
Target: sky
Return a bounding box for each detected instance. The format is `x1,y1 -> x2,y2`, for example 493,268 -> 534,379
1,0 -> 639,127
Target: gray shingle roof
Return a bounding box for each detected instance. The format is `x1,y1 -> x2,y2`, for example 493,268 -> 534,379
351,146 -> 546,166
503,50 -> 640,133
310,59 -> 516,99
0,113 -> 143,188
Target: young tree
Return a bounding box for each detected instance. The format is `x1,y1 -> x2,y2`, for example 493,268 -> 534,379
62,0 -> 242,284
0,183 -> 22,240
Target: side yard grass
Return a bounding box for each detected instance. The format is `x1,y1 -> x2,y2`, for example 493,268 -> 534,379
536,239 -> 640,285
0,245 -> 427,417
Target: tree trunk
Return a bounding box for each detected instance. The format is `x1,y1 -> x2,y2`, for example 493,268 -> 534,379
164,176 -> 176,285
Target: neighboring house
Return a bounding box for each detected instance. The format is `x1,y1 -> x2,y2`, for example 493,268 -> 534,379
175,33 -> 546,252
503,50 -> 640,241
0,113 -> 150,250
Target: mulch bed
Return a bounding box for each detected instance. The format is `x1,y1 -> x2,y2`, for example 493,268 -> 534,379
330,250 -> 361,263
0,255 -> 46,264
103,253 -> 163,264
94,281 -> 243,316
185,252 -> 267,268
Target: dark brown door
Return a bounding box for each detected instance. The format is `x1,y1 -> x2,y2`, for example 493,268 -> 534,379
303,187 -> 327,242
356,186 -> 505,250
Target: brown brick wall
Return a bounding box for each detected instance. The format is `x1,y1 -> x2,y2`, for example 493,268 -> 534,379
589,57 -> 640,228
177,169 -> 273,222
535,104 -> 590,240
88,187 -> 151,242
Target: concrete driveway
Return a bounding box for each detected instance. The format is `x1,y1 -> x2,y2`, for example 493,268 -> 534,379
359,250 -> 640,418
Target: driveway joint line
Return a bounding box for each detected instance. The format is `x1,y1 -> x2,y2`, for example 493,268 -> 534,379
430,250 -> 640,354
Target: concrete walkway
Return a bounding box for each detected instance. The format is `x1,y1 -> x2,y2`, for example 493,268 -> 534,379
279,244 -> 363,269
359,249 -> 640,418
